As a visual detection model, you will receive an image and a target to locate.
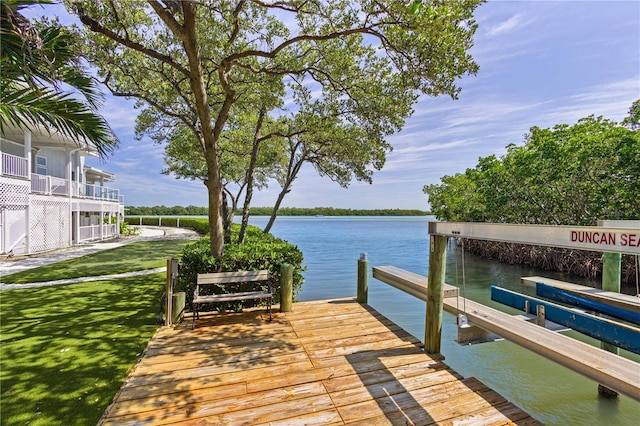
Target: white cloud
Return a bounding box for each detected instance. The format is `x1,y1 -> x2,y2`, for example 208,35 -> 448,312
486,14 -> 533,38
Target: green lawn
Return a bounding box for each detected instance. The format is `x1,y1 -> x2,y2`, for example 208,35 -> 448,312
1,240 -> 191,284
0,274 -> 166,425
0,240 -> 189,425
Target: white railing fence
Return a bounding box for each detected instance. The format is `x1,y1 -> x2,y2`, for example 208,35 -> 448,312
83,184 -> 120,202
30,174 -> 69,195
78,224 -> 118,241
1,153 -> 28,178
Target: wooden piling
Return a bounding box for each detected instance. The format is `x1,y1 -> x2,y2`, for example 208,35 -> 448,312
357,253 -> 369,304
599,251 -> 621,397
425,235 -> 447,354
165,257 -> 174,326
280,263 -> 293,312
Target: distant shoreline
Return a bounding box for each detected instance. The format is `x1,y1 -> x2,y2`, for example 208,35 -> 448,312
125,207 -> 431,216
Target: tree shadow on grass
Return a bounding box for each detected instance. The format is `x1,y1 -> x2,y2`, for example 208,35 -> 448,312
2,240 -> 192,284
0,273 -> 166,425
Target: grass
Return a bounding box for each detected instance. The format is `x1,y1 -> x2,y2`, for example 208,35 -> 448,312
1,240 -> 192,284
0,274 -> 165,425
0,239 -> 189,425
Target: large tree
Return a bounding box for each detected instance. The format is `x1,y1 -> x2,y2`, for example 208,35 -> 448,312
68,0 -> 482,258
424,104 -> 640,225
0,0 -> 117,157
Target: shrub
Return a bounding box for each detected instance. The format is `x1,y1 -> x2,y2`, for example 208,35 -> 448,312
119,221 -> 141,236
176,218 -> 210,234
176,224 -> 305,311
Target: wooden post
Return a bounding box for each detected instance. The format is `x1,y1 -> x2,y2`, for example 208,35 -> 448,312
425,235 -> 447,354
280,263 -> 293,312
171,292 -> 185,324
165,257 -> 174,326
599,251 -> 621,398
357,252 -> 369,304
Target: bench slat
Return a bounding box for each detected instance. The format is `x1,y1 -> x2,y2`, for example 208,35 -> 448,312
193,270 -> 273,328
194,291 -> 272,304
197,270 -> 269,284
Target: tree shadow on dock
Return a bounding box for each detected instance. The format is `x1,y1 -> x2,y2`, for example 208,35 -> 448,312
342,304 -> 538,425
98,309 -> 300,424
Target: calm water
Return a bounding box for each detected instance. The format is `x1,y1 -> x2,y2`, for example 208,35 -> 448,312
243,215 -> 639,425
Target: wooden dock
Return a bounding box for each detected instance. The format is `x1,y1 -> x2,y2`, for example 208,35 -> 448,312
99,299 -> 540,425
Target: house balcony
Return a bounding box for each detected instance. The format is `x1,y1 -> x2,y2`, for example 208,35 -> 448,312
1,152 -> 123,204
1,152 -> 28,178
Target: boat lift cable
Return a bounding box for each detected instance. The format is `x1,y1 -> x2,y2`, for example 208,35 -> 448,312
455,238 -> 460,314
461,238 -> 467,314
636,255 -> 640,297
456,238 -> 469,328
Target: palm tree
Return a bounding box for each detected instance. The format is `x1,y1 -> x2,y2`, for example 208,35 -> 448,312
0,0 -> 118,158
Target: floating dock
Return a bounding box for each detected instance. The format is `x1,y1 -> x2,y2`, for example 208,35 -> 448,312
99,299 -> 539,425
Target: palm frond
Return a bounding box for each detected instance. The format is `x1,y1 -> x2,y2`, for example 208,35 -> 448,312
0,85 -> 118,158
0,0 -> 116,158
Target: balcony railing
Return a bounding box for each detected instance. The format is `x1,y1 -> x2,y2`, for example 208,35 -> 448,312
1,152 -> 28,178
31,173 -> 69,195
82,183 -> 121,202
4,160 -> 122,202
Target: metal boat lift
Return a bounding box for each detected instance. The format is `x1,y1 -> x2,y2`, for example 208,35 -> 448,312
372,222 -> 640,401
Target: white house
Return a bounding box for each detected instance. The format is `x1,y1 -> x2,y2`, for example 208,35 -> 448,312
0,124 -> 124,255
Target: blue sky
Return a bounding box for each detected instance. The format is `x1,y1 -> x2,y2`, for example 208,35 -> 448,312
31,1 -> 640,210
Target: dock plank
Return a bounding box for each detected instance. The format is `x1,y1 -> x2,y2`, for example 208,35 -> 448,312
99,298 -> 539,425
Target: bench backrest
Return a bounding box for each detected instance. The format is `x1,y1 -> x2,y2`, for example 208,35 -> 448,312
197,270 -> 270,285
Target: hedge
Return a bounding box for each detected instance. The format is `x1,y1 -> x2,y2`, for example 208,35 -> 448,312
175,223 -> 305,312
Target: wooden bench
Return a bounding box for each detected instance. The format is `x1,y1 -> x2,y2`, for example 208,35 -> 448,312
192,270 -> 272,329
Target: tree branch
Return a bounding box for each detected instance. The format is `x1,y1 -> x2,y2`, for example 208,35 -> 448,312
148,0 -> 187,39
74,4 -> 191,77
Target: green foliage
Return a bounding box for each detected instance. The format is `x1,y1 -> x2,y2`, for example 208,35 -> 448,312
249,207 -> 431,216
424,106 -> 640,225
0,0 -> 118,158
623,99 -> 640,130
69,0 -> 483,257
119,221 -> 140,236
126,205 -> 208,216
125,207 -> 429,217
0,273 -> 164,425
176,224 -> 305,309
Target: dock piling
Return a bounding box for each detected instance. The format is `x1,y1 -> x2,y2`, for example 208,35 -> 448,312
425,235 -> 447,354
357,252 -> 368,304
280,263 -> 293,312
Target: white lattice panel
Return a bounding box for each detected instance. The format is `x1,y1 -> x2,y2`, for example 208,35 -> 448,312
29,195 -> 71,253
0,176 -> 29,254
0,176 -> 29,206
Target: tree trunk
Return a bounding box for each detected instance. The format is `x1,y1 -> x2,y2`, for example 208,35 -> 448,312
205,163 -> 225,258
239,108 -> 266,243
264,184 -> 290,234
222,192 -> 232,244
179,2 -> 226,258
264,145 -> 305,234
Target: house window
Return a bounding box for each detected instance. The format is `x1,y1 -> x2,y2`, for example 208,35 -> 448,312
36,156 -> 47,175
